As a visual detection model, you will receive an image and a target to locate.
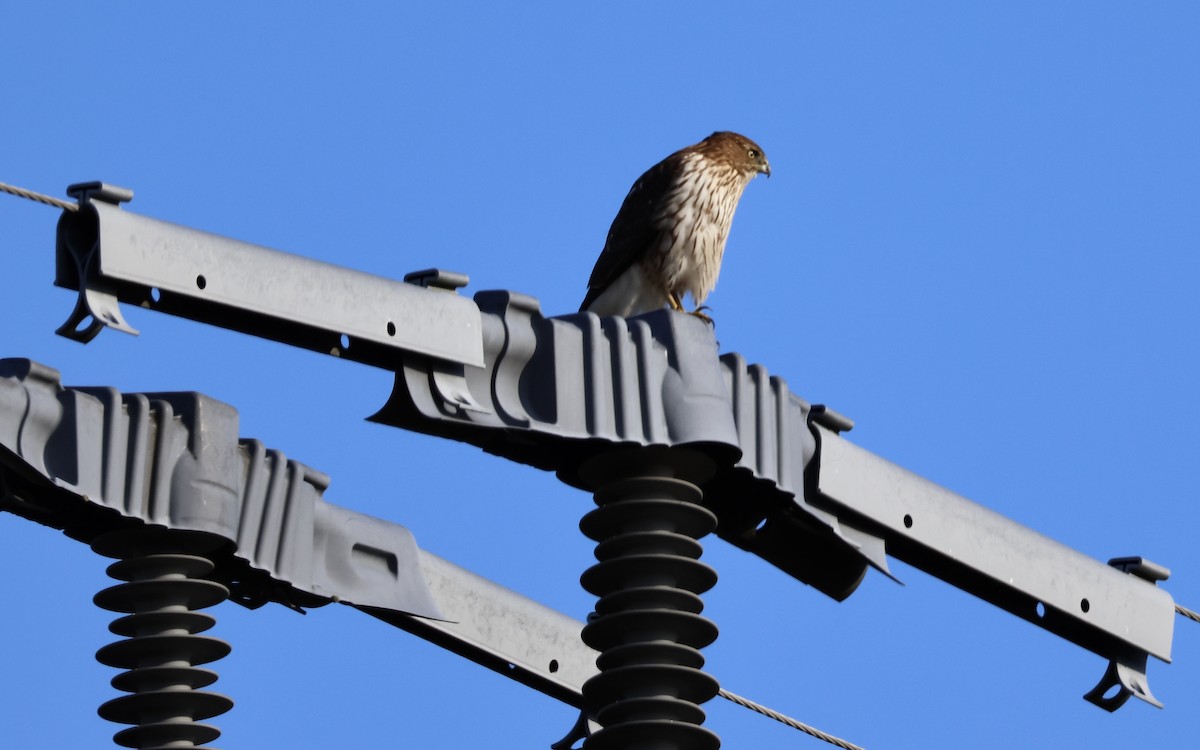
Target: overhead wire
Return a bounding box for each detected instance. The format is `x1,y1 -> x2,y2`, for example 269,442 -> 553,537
718,687 -> 866,750
0,181 -> 78,212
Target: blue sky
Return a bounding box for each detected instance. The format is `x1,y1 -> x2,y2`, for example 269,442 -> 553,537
2,3 -> 1198,748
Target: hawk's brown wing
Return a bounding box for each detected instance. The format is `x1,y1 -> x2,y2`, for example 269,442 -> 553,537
580,152 -> 682,311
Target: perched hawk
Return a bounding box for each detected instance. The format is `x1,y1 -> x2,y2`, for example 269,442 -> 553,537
580,131 -> 770,320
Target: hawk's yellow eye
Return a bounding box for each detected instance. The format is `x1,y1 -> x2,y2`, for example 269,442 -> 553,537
748,149 -> 759,159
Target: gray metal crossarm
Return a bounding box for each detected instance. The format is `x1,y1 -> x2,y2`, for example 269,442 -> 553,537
0,365 -> 611,740
0,356 -> 603,725
0,356 -> 598,703
54,184 -> 484,368
810,423 -> 1175,709
362,550 -> 597,708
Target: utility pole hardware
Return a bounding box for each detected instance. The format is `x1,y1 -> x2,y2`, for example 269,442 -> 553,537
0,182 -> 1178,748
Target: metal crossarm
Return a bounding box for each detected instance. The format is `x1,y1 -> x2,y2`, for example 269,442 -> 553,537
810,423 -> 1174,709
54,183 -> 484,368
0,358 -> 597,704
45,184 -> 1178,709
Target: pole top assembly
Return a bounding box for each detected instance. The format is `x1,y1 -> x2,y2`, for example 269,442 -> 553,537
33,182 -> 1184,712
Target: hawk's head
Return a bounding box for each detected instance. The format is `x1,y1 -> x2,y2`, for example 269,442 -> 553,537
700,131 -> 771,179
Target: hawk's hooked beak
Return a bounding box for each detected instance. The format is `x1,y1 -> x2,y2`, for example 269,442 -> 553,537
760,162 -> 771,178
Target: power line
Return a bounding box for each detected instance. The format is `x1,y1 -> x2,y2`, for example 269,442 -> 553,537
719,687 -> 866,750
1179,603 -> 1200,625
0,181 -> 77,212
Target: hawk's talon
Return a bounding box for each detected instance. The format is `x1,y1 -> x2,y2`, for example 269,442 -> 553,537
689,307 -> 714,326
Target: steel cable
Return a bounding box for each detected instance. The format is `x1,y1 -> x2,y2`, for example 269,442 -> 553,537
0,180 -> 78,211
718,687 -> 866,750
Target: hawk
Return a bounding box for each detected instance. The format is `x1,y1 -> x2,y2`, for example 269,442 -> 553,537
580,131 -> 770,321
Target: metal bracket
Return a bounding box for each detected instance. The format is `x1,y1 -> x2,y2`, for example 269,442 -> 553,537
1084,652 -> 1162,711
65,181 -> 134,205
551,710 -> 599,750
1081,556 -> 1174,710
404,267 -> 470,292
55,185 -> 140,342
